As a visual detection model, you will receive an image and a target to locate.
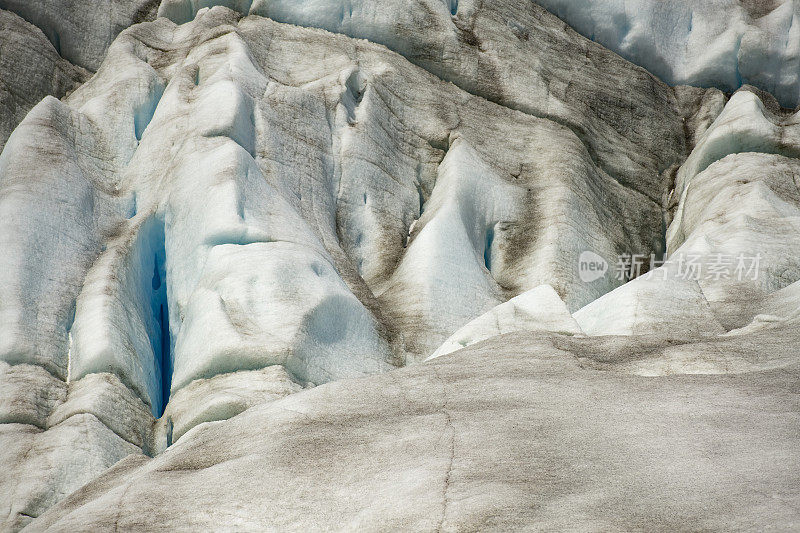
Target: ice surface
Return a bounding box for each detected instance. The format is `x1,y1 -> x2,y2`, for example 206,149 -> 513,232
0,97 -> 129,378
535,0 -> 800,108
376,139 -> 520,358
171,240 -> 395,388
0,2 -> 689,454
2,2 -> 800,528
575,90 -> 800,338
0,362 -> 66,429
159,0 -> 252,24
29,334 -> 800,530
154,365 -> 303,449
0,0 -> 159,70
69,214 -> 171,417
160,0 -> 686,202
671,89 -> 800,215
0,415 -> 141,531
427,284 -> 584,360
0,9 -> 88,152
49,373 -> 155,451
163,0 -> 799,109
574,273 -> 727,337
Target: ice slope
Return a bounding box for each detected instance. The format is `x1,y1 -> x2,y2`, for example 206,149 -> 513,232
574,88 -> 800,337
0,6 -> 688,524
2,1 -> 800,530
0,3 -> 681,403
0,0 -> 160,70
159,0 -> 687,201
535,0 -> 800,108
427,284 -> 583,360
0,10 -> 88,152
0,1 -> 158,152
28,332 -> 800,531
426,85 -> 800,362
158,0 -> 800,108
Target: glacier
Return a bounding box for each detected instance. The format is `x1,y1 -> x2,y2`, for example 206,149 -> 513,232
535,0 -> 800,108
1,0 -> 799,530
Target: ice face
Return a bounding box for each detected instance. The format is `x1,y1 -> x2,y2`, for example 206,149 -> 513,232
2,2 -> 800,529
575,92 -> 800,338
157,0 -> 800,108
0,10 -> 88,153
0,0 -> 158,70
535,0 -> 800,108
427,284 -> 584,360
68,214 -> 171,418
1,4 -> 678,446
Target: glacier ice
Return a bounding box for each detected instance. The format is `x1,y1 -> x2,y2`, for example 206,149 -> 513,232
48,373 -> 155,451
154,365 -> 303,450
0,96 -> 131,379
0,0 -> 159,70
28,335 -> 800,531
671,89 -> 800,209
0,9 -> 88,152
161,0 -> 687,200
0,415 -> 142,531
0,0 -> 159,153
535,0 -> 800,108
0,361 -> 66,429
575,89 -> 800,338
1,0 -> 800,529
427,284 -> 583,360
69,214 -> 171,417
158,0 -> 800,108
